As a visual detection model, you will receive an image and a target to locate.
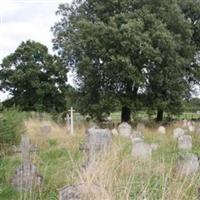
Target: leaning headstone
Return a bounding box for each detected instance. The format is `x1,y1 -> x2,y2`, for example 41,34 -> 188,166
83,128 -> 112,167
175,153 -> 199,176
58,183 -> 109,200
132,142 -> 152,160
158,126 -> 166,134
178,135 -> 192,151
11,135 -> 43,190
173,128 -> 185,139
118,122 -> 132,137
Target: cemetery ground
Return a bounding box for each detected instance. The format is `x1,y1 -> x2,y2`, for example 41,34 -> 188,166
1,115 -> 200,199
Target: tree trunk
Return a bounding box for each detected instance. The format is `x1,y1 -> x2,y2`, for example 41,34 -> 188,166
121,106 -> 131,122
156,109 -> 163,121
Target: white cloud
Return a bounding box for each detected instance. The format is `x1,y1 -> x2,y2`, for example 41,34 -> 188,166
0,0 -> 72,101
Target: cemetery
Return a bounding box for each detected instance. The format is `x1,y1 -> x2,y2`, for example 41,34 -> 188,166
1,0 -> 200,199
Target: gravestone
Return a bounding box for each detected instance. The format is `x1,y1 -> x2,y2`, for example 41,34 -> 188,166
173,128 -> 185,139
130,136 -> 144,145
183,119 -> 188,127
11,135 -> 43,190
158,126 -> 166,134
118,122 -> 132,137
58,183 -> 109,200
40,121 -> 51,135
83,128 -> 112,167
178,135 -> 192,150
175,153 -> 199,176
111,128 -> 119,136
136,123 -> 145,132
188,125 -> 195,132
132,142 -> 152,160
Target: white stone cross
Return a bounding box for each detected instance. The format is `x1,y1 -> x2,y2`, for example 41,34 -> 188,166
68,107 -> 75,135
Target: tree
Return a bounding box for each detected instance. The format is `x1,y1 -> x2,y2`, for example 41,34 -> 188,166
53,0 -> 198,122
0,40 -> 68,113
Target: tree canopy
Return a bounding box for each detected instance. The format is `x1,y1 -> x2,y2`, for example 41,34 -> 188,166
53,0 -> 200,121
0,40 -> 68,113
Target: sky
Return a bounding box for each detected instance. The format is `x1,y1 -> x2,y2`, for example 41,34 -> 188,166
0,0 -> 72,101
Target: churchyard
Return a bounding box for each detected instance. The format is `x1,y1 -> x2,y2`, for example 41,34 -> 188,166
1,112 -> 200,200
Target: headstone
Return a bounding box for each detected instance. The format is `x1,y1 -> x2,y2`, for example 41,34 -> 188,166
130,136 -> 144,144
158,126 -> 166,134
83,128 -> 112,167
118,122 -> 132,137
188,125 -> 195,132
111,128 -> 118,136
173,128 -> 185,139
132,142 -> 152,160
183,119 -> 188,128
136,123 -> 145,132
58,183 -> 109,200
175,153 -> 199,176
178,135 -> 192,150
11,135 -> 43,190
40,121 -> 51,135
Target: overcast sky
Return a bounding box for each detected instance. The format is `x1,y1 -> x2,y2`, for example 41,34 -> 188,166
0,0 -> 72,101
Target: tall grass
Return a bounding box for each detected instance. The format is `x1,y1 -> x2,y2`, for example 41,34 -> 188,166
0,117 -> 200,199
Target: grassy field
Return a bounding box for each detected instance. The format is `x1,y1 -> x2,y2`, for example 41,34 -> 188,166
1,118 -> 200,199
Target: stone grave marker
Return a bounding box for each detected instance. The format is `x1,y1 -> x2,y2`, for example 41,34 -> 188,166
118,122 -> 132,137
82,128 -> 112,167
158,126 -> 166,134
58,183 -> 109,200
173,128 -> 185,139
11,135 -> 43,190
178,135 -> 192,151
175,153 -> 199,176
136,123 -> 145,132
40,121 -> 51,135
132,142 -> 152,160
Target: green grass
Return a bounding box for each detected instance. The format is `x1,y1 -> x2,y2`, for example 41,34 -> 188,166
1,118 -> 200,199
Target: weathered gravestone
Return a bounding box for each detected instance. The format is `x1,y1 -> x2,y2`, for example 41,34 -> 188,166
173,128 -> 185,139
136,123 -> 145,132
158,126 -> 166,134
40,121 -> 51,135
11,135 -> 43,190
111,128 -> 119,136
178,135 -> 192,151
82,128 -> 112,167
118,122 -> 132,137
131,137 -> 152,160
175,153 -> 199,176
58,183 -> 109,200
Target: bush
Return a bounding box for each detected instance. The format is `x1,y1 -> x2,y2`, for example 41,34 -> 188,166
0,108 -> 27,146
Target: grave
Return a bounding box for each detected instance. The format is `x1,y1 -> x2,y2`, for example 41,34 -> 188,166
175,153 -> 199,176
178,135 -> 192,150
173,128 -> 185,139
40,121 -> 51,135
58,183 -> 109,200
11,135 -> 43,190
132,142 -> 152,160
158,126 -> 166,134
82,128 -> 112,167
136,123 -> 145,132
118,122 -> 132,137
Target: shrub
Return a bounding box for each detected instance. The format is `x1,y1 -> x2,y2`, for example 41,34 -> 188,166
0,108 -> 27,146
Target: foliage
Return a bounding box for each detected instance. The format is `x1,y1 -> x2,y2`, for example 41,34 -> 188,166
53,0 -> 200,121
0,40 -> 68,113
0,108 -> 26,146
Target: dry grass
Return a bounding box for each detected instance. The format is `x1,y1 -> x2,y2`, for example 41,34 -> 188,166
1,118 -> 200,199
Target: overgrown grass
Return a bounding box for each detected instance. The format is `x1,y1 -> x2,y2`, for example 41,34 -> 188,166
0,117 -> 200,199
